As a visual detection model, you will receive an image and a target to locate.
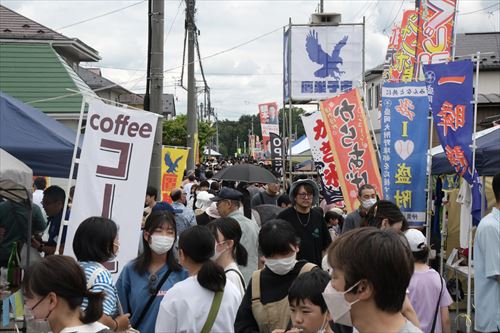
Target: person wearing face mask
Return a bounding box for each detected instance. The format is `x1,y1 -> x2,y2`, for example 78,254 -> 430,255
323,228 -> 422,333
73,217 -> 131,332
22,255 -> 112,333
341,184 -> 378,234
155,225 -> 242,332
116,211 -> 188,333
235,219 -> 317,333
207,217 -> 248,296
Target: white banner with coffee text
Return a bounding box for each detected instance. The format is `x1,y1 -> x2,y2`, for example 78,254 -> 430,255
65,99 -> 158,278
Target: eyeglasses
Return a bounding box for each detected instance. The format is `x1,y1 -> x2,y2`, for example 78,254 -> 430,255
148,274 -> 158,295
296,192 -> 312,198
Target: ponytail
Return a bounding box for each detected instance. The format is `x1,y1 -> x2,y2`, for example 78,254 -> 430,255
234,242 -> 248,266
80,290 -> 104,324
197,260 -> 226,292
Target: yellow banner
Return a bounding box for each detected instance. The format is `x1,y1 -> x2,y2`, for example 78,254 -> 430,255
161,146 -> 189,203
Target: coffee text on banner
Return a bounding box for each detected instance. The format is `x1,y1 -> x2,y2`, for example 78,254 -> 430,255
389,10 -> 418,82
381,82 -> 429,226
65,99 -> 158,278
424,59 -> 482,223
320,89 -> 383,212
258,102 -> 280,158
161,146 -> 189,203
301,112 -> 343,205
415,0 -> 457,79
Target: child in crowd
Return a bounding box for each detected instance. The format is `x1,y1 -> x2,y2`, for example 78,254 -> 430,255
325,228 -> 422,333
324,208 -> 344,241
272,269 -> 334,333
405,229 -> 452,333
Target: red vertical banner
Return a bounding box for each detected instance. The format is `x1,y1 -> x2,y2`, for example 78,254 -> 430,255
382,24 -> 402,82
389,10 -> 419,82
258,102 -> 280,158
320,89 -> 383,212
415,0 -> 457,78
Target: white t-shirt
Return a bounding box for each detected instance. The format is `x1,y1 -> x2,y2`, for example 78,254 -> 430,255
457,178 -> 472,249
224,262 -> 245,297
155,275 -> 242,333
59,322 -> 109,333
32,189 -> 44,210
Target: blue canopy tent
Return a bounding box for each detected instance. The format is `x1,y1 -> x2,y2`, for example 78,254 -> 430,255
0,91 -> 80,178
431,126 -> 500,176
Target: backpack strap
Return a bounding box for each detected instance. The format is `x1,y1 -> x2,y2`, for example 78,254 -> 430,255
430,272 -> 444,333
259,192 -> 265,205
251,269 -> 262,301
200,290 -> 224,333
87,266 -> 107,290
298,263 -> 317,275
225,268 -> 246,289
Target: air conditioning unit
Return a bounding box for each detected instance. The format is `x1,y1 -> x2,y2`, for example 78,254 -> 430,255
310,13 -> 342,25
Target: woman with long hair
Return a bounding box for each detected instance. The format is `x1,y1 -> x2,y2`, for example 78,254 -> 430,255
73,217 -> 130,331
23,255 -> 111,333
155,225 -> 242,332
116,211 -> 188,332
207,217 -> 248,296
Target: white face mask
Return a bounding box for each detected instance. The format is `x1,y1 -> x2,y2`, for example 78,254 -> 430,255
322,281 -> 361,327
25,300 -> 51,333
361,198 -> 377,209
150,235 -> 175,255
211,241 -> 227,261
265,253 -> 297,275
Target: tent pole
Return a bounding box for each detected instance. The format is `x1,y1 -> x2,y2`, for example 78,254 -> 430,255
466,51 -> 480,333
55,98 -> 86,255
440,190 -> 448,276
425,109 -> 434,248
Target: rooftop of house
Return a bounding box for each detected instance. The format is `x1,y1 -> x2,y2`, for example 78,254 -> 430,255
77,67 -> 131,96
0,4 -> 99,62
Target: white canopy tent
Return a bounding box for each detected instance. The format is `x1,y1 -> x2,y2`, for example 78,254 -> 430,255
204,148 -> 221,156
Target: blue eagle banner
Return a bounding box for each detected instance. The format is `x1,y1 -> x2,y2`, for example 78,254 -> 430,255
381,82 -> 429,227
423,60 -> 482,224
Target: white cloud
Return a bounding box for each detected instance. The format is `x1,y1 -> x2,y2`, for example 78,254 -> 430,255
2,0 -> 499,120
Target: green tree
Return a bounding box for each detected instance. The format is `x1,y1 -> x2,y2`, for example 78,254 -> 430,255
162,115 -> 216,157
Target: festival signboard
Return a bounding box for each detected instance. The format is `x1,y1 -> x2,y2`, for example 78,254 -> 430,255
301,112 -> 343,205
284,25 -> 363,102
258,102 -> 280,157
382,24 -> 402,82
161,146 -> 189,202
424,59 -> 482,223
65,99 -> 158,277
269,133 -> 284,176
381,82 -> 429,226
415,0 -> 457,78
320,89 -> 382,212
388,10 -> 419,82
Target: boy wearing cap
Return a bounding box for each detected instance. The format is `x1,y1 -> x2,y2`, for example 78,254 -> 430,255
405,229 -> 452,333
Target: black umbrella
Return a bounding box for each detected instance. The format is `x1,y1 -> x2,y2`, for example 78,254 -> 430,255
213,164 -> 278,184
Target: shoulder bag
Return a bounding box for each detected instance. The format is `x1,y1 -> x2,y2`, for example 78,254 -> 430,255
430,272 -> 444,333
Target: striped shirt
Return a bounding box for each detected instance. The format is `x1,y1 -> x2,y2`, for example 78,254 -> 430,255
80,261 -> 118,316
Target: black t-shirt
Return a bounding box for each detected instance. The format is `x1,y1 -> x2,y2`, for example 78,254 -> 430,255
277,207 -> 331,266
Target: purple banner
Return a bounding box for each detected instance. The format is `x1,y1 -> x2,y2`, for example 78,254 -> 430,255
424,60 -> 481,224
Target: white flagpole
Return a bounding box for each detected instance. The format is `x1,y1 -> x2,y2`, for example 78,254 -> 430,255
466,51 -> 480,333
55,98 -> 86,255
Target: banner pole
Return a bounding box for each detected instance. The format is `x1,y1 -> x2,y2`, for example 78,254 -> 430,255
425,104 -> 434,248
288,18 -> 293,179
439,190 -> 448,276
451,0 -> 459,59
282,24 -> 287,189
55,98 -> 86,255
466,51 -> 480,333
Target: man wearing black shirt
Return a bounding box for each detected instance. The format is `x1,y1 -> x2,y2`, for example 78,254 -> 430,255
277,179 -> 331,266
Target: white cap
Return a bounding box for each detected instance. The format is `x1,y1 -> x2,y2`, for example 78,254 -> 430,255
195,191 -> 214,211
404,229 -> 427,252
206,202 -> 220,219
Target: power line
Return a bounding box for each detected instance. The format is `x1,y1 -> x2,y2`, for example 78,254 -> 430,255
382,0 -> 406,34
56,0 -> 147,30
459,3 -> 499,16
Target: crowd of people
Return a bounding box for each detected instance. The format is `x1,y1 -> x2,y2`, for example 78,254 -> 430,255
1,166 -> 499,333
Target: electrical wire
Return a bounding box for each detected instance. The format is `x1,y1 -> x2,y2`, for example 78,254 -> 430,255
56,0 -> 147,30
459,3 -> 499,16
382,0 -> 406,34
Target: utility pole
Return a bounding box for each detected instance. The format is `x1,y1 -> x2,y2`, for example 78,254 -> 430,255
319,0 -> 324,13
186,0 -> 197,170
148,0 -> 164,189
